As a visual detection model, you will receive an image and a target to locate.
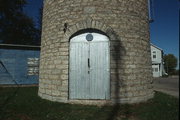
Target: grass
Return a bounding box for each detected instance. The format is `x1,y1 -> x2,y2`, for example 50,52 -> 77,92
0,87 -> 179,120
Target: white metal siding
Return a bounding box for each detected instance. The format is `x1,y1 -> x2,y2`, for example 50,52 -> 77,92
151,44 -> 164,77
151,45 -> 162,64
152,64 -> 160,77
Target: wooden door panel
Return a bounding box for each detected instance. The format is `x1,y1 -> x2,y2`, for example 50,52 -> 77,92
69,42 -> 90,99
90,41 -> 110,99
69,33 -> 110,99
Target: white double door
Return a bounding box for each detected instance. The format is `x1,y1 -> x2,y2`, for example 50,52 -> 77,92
69,33 -> 110,99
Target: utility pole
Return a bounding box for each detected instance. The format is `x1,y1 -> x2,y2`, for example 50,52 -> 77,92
166,61 -> 168,75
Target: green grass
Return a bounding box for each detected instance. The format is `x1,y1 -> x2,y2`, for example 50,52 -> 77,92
0,87 -> 179,120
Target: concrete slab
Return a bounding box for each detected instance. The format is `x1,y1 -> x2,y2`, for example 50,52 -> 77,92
153,76 -> 179,98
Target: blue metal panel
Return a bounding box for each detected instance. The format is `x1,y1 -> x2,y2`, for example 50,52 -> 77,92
0,48 -> 40,85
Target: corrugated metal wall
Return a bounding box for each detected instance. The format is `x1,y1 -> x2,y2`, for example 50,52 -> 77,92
0,48 -> 40,85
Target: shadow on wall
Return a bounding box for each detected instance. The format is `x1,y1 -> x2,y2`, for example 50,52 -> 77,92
106,29 -> 127,120
67,27 -> 128,119
86,29 -> 128,120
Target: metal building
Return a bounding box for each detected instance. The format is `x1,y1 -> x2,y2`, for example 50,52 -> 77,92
0,44 -> 40,85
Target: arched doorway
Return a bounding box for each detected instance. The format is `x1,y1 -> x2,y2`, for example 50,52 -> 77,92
69,32 -> 110,99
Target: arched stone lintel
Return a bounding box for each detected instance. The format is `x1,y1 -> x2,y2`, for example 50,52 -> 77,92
64,19 -> 113,41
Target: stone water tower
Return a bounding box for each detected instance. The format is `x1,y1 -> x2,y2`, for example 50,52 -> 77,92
38,0 -> 154,105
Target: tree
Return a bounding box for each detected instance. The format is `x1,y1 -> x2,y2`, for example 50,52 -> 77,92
0,0 -> 40,45
36,6 -> 43,46
164,54 -> 177,75
37,7 -> 43,32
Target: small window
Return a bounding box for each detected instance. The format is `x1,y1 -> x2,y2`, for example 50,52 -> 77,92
155,68 -> 158,72
27,58 -> 39,75
152,67 -> 158,72
152,51 -> 156,58
153,55 -> 156,58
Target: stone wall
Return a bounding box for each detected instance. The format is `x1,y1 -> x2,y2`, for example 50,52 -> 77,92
39,0 -> 154,105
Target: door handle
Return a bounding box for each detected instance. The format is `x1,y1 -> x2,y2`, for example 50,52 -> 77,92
88,58 -> 90,68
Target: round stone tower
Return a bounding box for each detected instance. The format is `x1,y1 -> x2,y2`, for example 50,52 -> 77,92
39,0 -> 154,105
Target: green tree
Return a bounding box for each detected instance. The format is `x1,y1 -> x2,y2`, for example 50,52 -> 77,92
164,54 -> 177,75
0,0 -> 40,45
36,7 -> 43,46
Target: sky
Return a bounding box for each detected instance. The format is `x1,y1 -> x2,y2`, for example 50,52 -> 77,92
23,0 -> 179,69
150,0 -> 179,69
23,0 -> 43,28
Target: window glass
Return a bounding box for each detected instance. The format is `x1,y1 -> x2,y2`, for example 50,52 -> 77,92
152,51 -> 156,58
153,55 -> 156,58
155,68 -> 158,72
